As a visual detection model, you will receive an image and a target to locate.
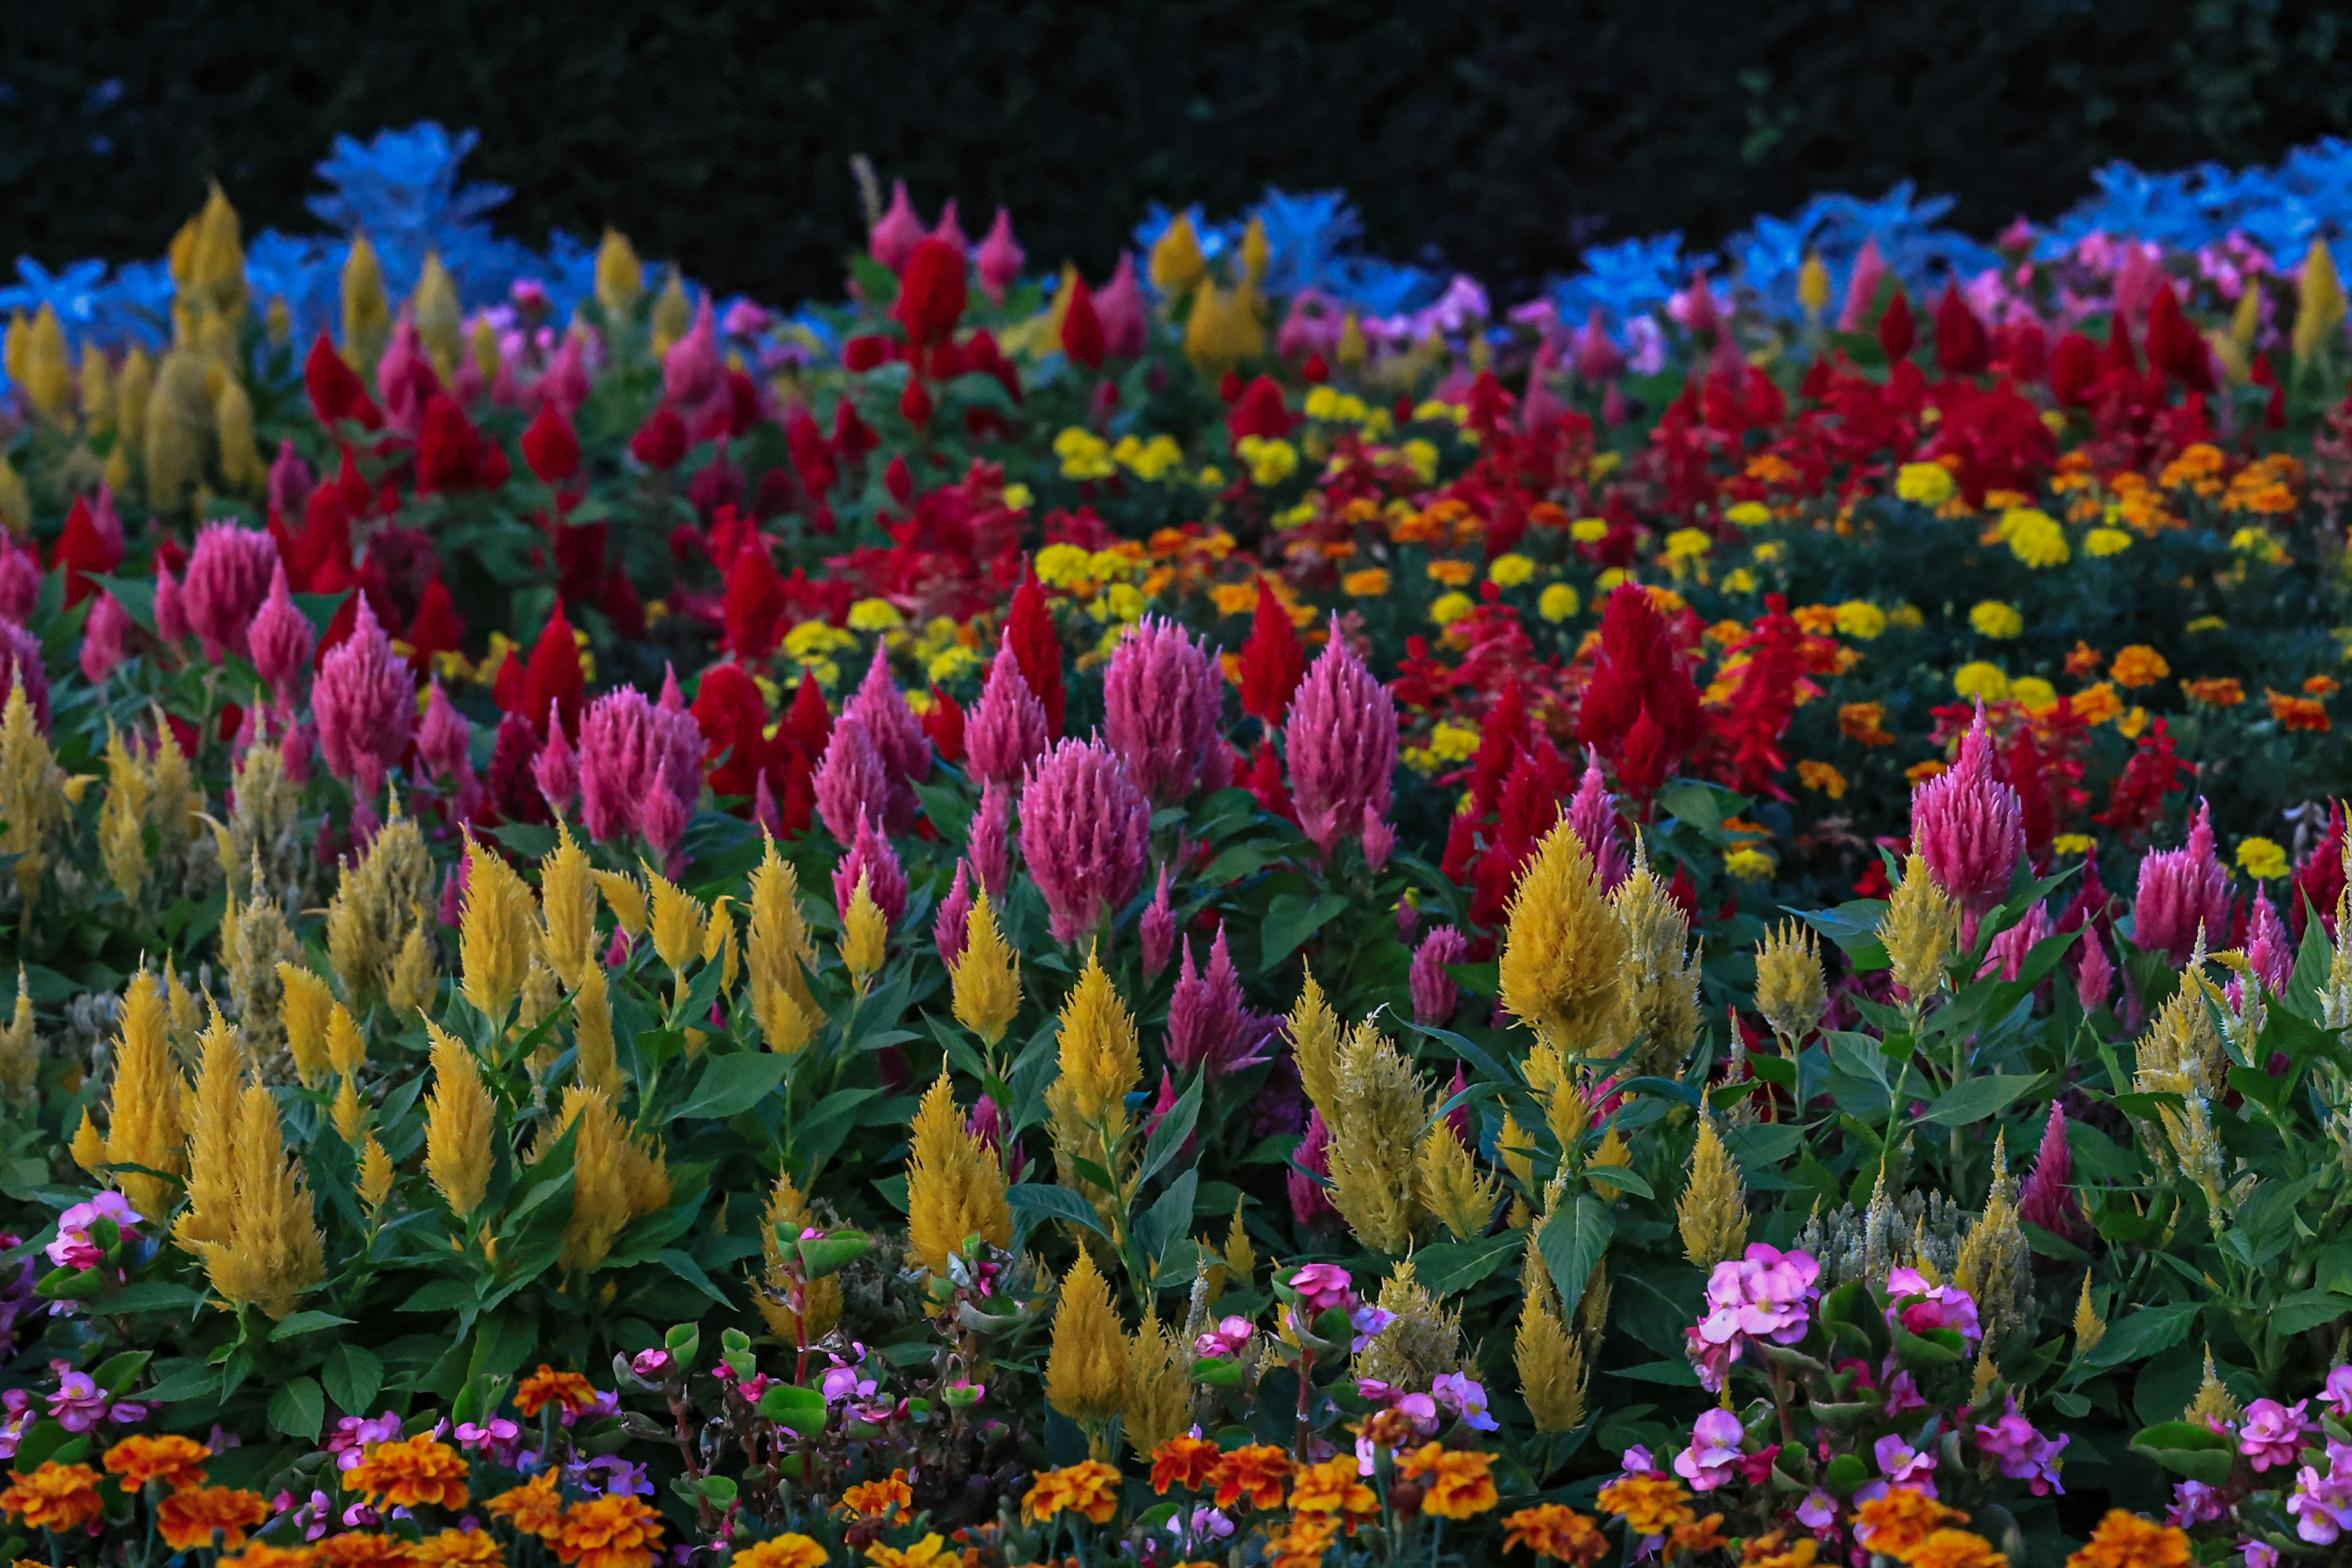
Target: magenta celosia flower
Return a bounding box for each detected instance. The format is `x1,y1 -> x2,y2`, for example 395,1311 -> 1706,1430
2246,888 -> 2293,994
314,598 -> 415,798
641,761 -> 688,861
268,440 -> 314,522
1362,806 -> 1395,873
869,179 -> 925,273
2133,802 -> 2234,963
376,314 -> 435,434
965,635 -> 1049,789
1283,619 -> 1398,855
831,812 -> 908,929
663,297 -> 723,412
845,650 -> 927,831
247,564 -> 316,704
1103,616 -> 1227,804
1977,901 -> 2052,981
1,619 -> 51,730
975,208 -> 1025,305
2241,1399 -> 2310,1471
2016,1101 -> 2085,1245
181,522 -> 281,662
415,679 -> 472,783
935,859 -> 974,968
813,715 -> 889,846
967,777 -> 1011,898
1568,747 -> 1629,892
79,593 -> 128,684
1910,703 -> 2025,935
1411,925 -> 1468,1025
1095,252 -> 1147,359
1139,865 -> 1175,981
1290,1109 -> 1337,1226
1167,927 -> 1267,1077
153,564 -> 187,644
533,703 -> 579,820
578,684 -> 702,846
2075,930 -> 2116,1012
0,539 -> 39,622
1019,736 -> 1148,943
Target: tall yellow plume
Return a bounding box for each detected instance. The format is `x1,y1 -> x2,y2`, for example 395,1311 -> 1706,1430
1287,964 -> 1343,1112
1319,1022 -> 1433,1255
2295,238 -> 2346,368
143,349 -> 213,509
0,967 -> 36,1101
596,230 -> 644,322
1044,944 -> 1140,1136
905,1070 -> 1010,1274
214,377 -> 265,493
1797,252 -> 1831,324
573,966 -> 622,1097
1045,1248 -> 1128,1431
594,869 -> 649,939
840,870 -> 888,988
756,1170 -> 841,1344
1515,1276 -> 1589,1432
1419,1121 -> 1501,1242
422,1020 -> 496,1223
1676,1117 -> 1750,1268
173,1006 -> 246,1252
342,233 -> 390,371
1878,853 -> 1958,1002
412,252 -> 464,377
650,271 -> 691,358
747,835 -> 817,1054
949,892 -> 1021,1046
644,862 -> 706,981
195,1084 -> 325,1321
102,974 -> 184,1218
459,837 -> 535,1026
1499,818 -> 1630,1054
557,1084 -> 670,1272
20,305 -> 70,420
1148,213 -> 1207,301
277,964 -> 335,1087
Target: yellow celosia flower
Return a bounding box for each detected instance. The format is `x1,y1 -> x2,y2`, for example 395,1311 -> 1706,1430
102,974 -> 184,1219
195,1084 -> 326,1321
643,862 -> 707,981
277,965 -> 334,1088
747,834 -> 818,1054
423,1021 -> 496,1224
949,892 -> 1021,1046
342,233 -> 390,370
840,871 -> 889,987
1148,213 -> 1206,300
1499,818 -> 1629,1053
459,839 -> 536,1027
905,1071 -> 1010,1274
538,826 -> 600,990
596,230 -> 643,320
594,869 -> 649,938
1045,1249 -> 1127,1427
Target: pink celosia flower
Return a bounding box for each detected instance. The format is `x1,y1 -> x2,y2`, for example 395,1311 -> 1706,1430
1910,703 -> 2025,936
1139,865 -> 1175,980
1167,927 -> 1267,1077
1104,616 -> 1227,804
1095,252 -> 1147,359
1289,1109 -> 1336,1226
641,761 -> 689,861
967,777 -> 1011,898
845,650 -> 927,830
2076,930 -> 2116,1012
247,564 -> 317,706
314,598 -> 415,798
1410,926 -> 1468,1025
1284,620 -> 1398,855
0,540 -> 39,622
935,859 -> 974,968
1019,736 -> 1147,943
415,679 -> 473,783
663,298 -> 723,413
1838,238 -> 1890,334
813,715 -> 890,846
2017,1101 -> 2086,1244
965,635 -> 1050,789
153,564 -> 187,643
870,180 -> 925,274
0,620 -> 45,729
2133,802 -> 2234,964
2245,888 -> 2293,995
182,522 -> 281,662
832,813 -> 908,930
578,683 -> 702,846
533,703 -> 579,820
975,208 -> 1025,305
79,594 -> 129,684
1977,900 -> 2052,981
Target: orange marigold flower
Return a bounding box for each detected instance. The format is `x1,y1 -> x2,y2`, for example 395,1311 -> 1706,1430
733,1535 -> 829,1568
158,1486 -> 273,1551
1839,701 -> 1894,747
1907,1528 -> 2009,1568
2071,683 -> 2123,726
222,1543 -> 322,1568
861,1536 -> 951,1568
1791,603 -> 1839,635
2181,677 -> 2244,708
1852,1487 -> 1967,1558
1150,1436 -> 1222,1494
1740,1531 -> 1820,1568
552,1494 -> 665,1568
837,1470 -> 914,1518
2064,1510 -> 2193,1568
104,1433 -> 211,1491
312,1532 -> 422,1568
413,1529 -> 505,1568
1426,559 -> 1477,587
485,1471 -> 565,1539
2308,674 -> 2342,696
2267,690 -> 2331,731
343,1435 -> 469,1511
0,1463 -> 105,1533
1341,568 -> 1392,598
1503,1502 -> 1607,1563
1796,760 -> 1847,799
1594,1473 -> 1695,1537
2109,645 -> 2169,689
2065,641 -> 2105,678
1670,1514 -> 1728,1555
1020,1461 -> 1120,1526
1905,760 -> 1948,784
1395,1444 -> 1498,1519
513,1366 -> 600,1420
1207,1444 -> 1292,1511
1265,1512 -> 1340,1568
1290,1456 -> 1378,1524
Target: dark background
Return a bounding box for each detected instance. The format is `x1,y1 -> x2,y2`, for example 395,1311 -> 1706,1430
4,0 -> 2349,303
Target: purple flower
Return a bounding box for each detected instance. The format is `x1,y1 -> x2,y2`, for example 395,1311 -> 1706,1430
1873,1433 -> 1938,1496
1019,737 -> 1148,944
1288,1263 -> 1354,1317
314,598 -> 415,799
1283,619 -> 1398,856
2325,1365 -> 2352,1419
628,1350 -> 672,1380
1695,1245 -> 1821,1349
1430,1371 -> 1496,1433
1795,1490 -> 1836,1532
45,1364 -> 113,1433
1348,1305 -> 1396,1353
1973,1401 -> 2068,1495
1910,701 -> 2025,937
1673,1407 -> 1745,1493
47,1193 -> 141,1270
1166,927 -> 1268,1077
575,1455 -> 654,1498
2292,1457 -> 2352,1544
328,1410 -> 405,1469
2169,1480 -> 2228,1528
2241,1398 -> 2311,1472
1620,1446 -> 1656,1476
1887,1267 -> 1981,1345
1103,616 -> 1228,804
1409,925 -> 1468,1025
2244,1542 -> 2282,1568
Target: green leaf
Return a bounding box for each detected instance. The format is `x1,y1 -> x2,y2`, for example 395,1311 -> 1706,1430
401,1280 -> 478,1313
1006,1183 -> 1110,1239
2084,1300 -> 2201,1368
654,1248 -> 734,1307
1412,1232 -> 1525,1296
1136,1169 -> 1199,1267
1537,1195 -> 1615,1321
1584,1161 -> 1652,1199
102,1280 -> 207,1314
2130,1419 -> 2238,1484
1136,1076 -> 1202,1187
270,1310 -> 356,1341
322,1344 -> 383,1417
1797,900 -> 1891,969
1607,1359 -> 1701,1386
1259,893 -> 1350,973
755,1382 -> 828,1436
268,1375 -> 326,1443
792,1087 -> 881,1170
674,1053 -> 791,1121
2270,1287 -> 2351,1337
1918,1074 -> 2037,1126
141,1362 -> 222,1404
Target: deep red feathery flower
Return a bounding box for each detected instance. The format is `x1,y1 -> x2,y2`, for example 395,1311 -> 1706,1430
1877,286 -> 1915,362
894,236 -> 968,351
692,662 -> 770,804
520,600 -> 585,735
522,401 -> 581,484
1227,375 -> 1296,443
50,496 -> 122,606
406,579 -> 465,668
1933,283 -> 1988,375
630,405 -> 689,470
1006,567 -> 1065,738
303,332 -> 383,429
1060,274 -> 1105,370
723,545 -> 787,661
783,668 -> 834,760
1237,578 -> 1306,728
1578,582 -> 1700,797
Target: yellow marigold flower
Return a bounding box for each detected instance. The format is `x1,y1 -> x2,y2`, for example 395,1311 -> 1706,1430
1113,433 -> 1185,480
1488,552 -> 1537,587
1568,517 -> 1608,543
2052,833 -> 2096,856
1539,583 -> 1581,622
1401,438 -> 1440,483
1035,541 -> 1095,587
157,1485 -> 272,1551
1426,558 -> 1477,587
1896,462 -> 1956,506
1998,506 -> 2070,567
1969,600 -> 2023,639
2085,526 -> 2133,556
1723,501 -> 1771,527
2010,677 -> 2059,712
344,1434 -> 470,1511
1340,568 -> 1391,597
2237,836 -> 2288,880
1840,702 -> 1894,746
1907,1529 -> 2008,1568
1430,592 -> 1474,627
1722,848 -> 1774,882
1237,435 -> 1300,486
1022,1461 -> 1121,1526
1795,760 -> 1846,799
413,1528 -> 505,1568
1953,662 -> 2010,701
1595,1473 -> 1694,1536
1664,527 -> 1713,559
862,1536 -> 951,1568
2071,684 -> 2124,726
837,1471 -> 913,1519
552,1493 -> 663,1568
2063,1509 -> 2192,1568
1395,1444 -> 1498,1518
1833,600 -> 1887,639
1291,1455 -> 1379,1520
732,1536 -> 827,1568
846,598 -> 904,634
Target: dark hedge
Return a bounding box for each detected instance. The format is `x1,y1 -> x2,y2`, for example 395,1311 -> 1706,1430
3,0 -> 2350,303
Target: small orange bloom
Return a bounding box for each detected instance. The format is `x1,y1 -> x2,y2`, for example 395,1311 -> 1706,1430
1907,1528 -> 2008,1568
2071,683 -> 2123,726
1670,1513 -> 1728,1555
2181,676 -> 2244,707
1207,1444 -> 1291,1511
485,1471 -> 565,1539
1265,1512 -> 1340,1568
2065,641 -> 2105,678
1425,559 -> 1477,587
1796,760 -> 1847,799
343,1434 -> 470,1510
837,1469 -> 914,1519
158,1487 -> 275,1551
413,1529 -> 506,1568
552,1494 -> 665,1568
222,1543 -> 322,1568
1502,1503 -> 1607,1563
1150,1436 -> 1222,1494
2267,690 -> 2331,731
2109,645 -> 2169,690
1852,1487 -> 1967,1558
0,1463 -> 104,1533
1395,1444 -> 1498,1518
732,1535 -> 828,1568
104,1433 -> 211,1491
2308,674 -> 2342,696
1905,760 -> 1948,784
2064,1509 -> 2192,1568
1839,701 -> 1894,747
1594,1472 -> 1694,1537
1020,1461 -> 1120,1526
513,1366 -> 600,1420
312,1532 -> 423,1568
1290,1456 -> 1377,1525
1740,1531 -> 1820,1568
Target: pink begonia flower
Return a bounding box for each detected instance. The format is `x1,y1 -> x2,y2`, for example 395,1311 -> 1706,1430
1673,1407 -> 1746,1492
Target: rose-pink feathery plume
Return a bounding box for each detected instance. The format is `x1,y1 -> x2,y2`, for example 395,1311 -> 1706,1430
1289,1109 -> 1337,1226
0,620 -> 50,731
964,634 -> 1049,789
0,538 -> 40,622
534,702 -> 579,820
2075,930 -> 2116,1013
153,564 -> 188,643
2016,1101 -> 2086,1245
1095,252 -> 1147,360
845,649 -> 928,829
1910,701 -> 2025,938
415,679 -> 473,783
935,859 -> 975,968
2132,801 -> 2234,964
1411,925 -> 1469,1025
182,522 -> 281,662
578,684 -> 701,845
967,777 -> 1012,898
268,440 -> 314,523
1977,902 -> 2053,982
1283,618 -> 1399,856
870,180 -> 925,274
1019,736 -> 1148,943
247,564 -> 315,706
1140,865 -> 1176,981
79,594 -> 129,684
1567,746 -> 1629,892
813,715 -> 890,846
832,812 -> 908,930
975,209 -> 1025,306
314,597 -> 414,798
1167,926 -> 1268,1077
1104,616 -> 1228,804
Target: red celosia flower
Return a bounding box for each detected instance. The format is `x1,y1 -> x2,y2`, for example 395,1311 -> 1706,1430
415,393 -> 508,493
1933,283 -> 1988,375
520,600 -> 585,735
304,331 -> 383,429
832,399 -> 878,466
692,662 -> 769,804
785,407 -> 838,498
1237,578 -> 1306,728
893,236 -> 968,351
883,454 -> 915,506
1578,582 -> 1700,802
522,402 -> 581,484
899,376 -> 933,431
1227,375 -> 1295,442
783,668 -> 833,760
2092,715 -> 2190,839
2049,331 -> 2100,407
723,545 -> 786,661
1006,567 -> 1065,737
50,495 -> 123,606
2293,802 -> 2347,938
630,406 -> 688,470
407,579 -> 465,668
2146,282 -> 2213,392
925,687 -> 966,763
1060,275 -> 1105,370
1877,286 -> 1915,361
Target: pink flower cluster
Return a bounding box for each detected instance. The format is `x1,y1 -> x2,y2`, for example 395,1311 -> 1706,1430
1687,1244 -> 1820,1392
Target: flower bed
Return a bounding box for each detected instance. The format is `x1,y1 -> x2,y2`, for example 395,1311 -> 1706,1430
1,126 -> 2351,1566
